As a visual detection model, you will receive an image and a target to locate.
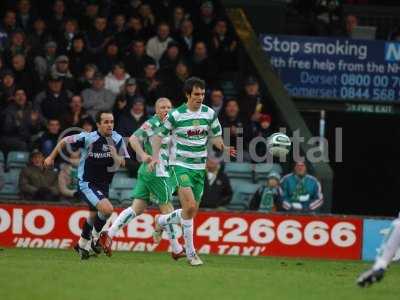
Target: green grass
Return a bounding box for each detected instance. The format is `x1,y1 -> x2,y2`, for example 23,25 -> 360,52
0,248 -> 399,300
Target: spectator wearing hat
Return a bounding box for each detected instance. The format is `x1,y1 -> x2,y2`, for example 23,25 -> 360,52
34,74 -> 72,120
0,70 -> 17,109
239,76 -> 268,122
19,149 -> 59,201
115,96 -> 147,137
51,55 -> 76,92
33,40 -> 58,81
175,19 -> 198,56
123,39 -> 154,79
200,157 -> 232,208
113,78 -> 141,121
67,35 -> 91,78
81,72 -> 116,119
251,113 -> 274,158
0,88 -> 43,153
146,22 -> 174,64
280,162 -> 324,212
250,172 -> 282,212
104,62 -> 130,95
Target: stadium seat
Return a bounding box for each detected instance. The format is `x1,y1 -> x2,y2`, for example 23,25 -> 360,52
220,80 -> 238,98
0,180 -> 19,200
0,151 -> 4,164
108,188 -> 121,202
229,178 -> 255,192
113,171 -> 131,181
224,162 -> 254,179
6,168 -> 21,185
254,163 -> 283,181
7,151 -> 30,169
227,182 -> 260,211
111,177 -> 137,190
120,190 -> 133,202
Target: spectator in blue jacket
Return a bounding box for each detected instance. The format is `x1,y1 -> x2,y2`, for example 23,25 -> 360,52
280,161 -> 324,212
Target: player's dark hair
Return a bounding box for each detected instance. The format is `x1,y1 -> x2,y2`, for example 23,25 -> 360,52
183,77 -> 205,96
95,110 -> 113,123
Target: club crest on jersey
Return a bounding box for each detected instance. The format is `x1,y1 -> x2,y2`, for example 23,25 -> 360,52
142,122 -> 150,130
192,120 -> 200,126
180,174 -> 189,182
102,144 -> 110,151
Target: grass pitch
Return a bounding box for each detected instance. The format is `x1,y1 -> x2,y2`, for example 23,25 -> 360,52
0,248 -> 399,300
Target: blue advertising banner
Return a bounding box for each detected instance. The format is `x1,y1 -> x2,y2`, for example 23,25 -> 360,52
362,218 -> 400,261
260,34 -> 400,102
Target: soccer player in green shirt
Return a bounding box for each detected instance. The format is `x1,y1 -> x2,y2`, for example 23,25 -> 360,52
150,77 -> 236,266
98,98 -> 184,260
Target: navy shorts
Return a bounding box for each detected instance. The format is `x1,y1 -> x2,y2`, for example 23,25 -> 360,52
78,181 -> 109,211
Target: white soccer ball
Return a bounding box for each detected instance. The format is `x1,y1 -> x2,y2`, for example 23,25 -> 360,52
267,133 -> 291,157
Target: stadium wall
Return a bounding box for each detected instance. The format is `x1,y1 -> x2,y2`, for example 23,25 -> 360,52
1,203 -> 393,261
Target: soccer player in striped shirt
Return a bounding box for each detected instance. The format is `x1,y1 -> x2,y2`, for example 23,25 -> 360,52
150,77 -> 236,266
98,98 -> 184,260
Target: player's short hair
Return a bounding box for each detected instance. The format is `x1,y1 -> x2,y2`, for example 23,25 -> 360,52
155,97 -> 171,107
183,77 -> 205,96
95,110 -> 113,123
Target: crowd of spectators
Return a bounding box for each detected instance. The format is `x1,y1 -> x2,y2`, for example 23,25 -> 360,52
0,0 -> 275,161
286,0 -> 400,40
0,0 -> 323,212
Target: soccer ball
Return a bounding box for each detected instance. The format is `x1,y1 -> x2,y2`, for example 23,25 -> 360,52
267,133 -> 291,157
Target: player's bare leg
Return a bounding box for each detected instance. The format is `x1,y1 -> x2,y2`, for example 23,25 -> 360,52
155,203 -> 185,260
357,217 -> 400,287
99,199 -> 147,256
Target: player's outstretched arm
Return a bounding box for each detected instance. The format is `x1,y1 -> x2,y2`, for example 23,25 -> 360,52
210,136 -> 237,157
129,135 -> 151,163
43,137 -> 68,168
